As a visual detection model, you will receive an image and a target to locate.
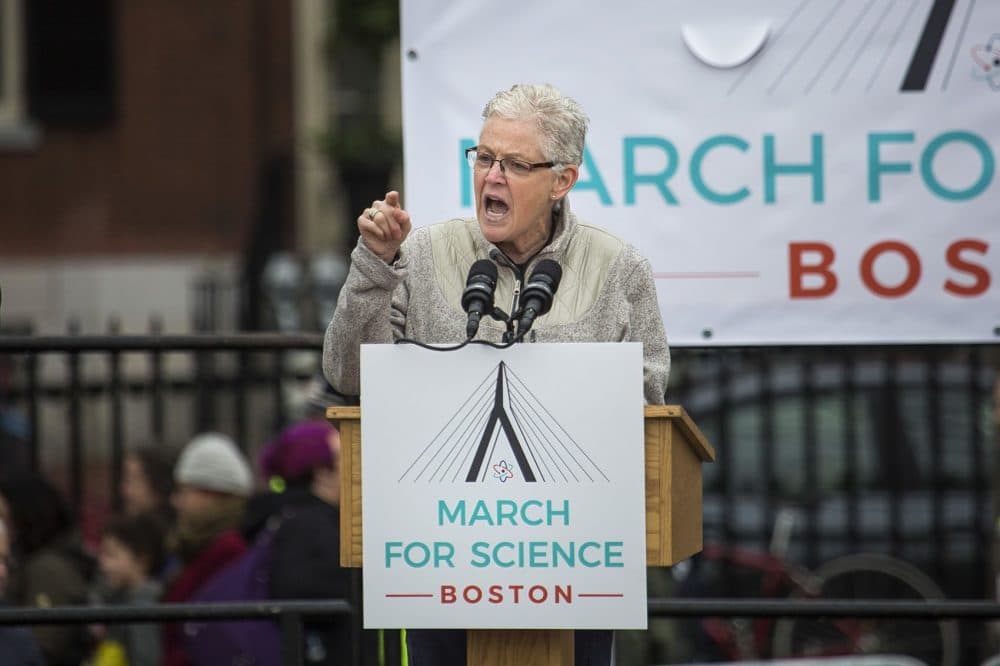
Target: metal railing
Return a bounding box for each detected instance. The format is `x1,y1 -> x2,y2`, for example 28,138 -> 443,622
1,597 -> 999,665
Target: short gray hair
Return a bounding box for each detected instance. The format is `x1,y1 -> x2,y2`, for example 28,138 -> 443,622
482,84 -> 589,169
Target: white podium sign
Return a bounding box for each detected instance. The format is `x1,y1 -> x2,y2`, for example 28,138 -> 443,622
359,342 -> 647,629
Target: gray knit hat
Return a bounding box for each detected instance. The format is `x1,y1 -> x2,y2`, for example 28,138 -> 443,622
174,432 -> 253,497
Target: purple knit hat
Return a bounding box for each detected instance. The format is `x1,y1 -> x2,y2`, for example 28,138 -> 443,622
259,420 -> 338,482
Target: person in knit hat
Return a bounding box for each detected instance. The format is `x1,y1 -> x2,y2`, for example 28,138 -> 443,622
174,433 -> 253,497
241,420 -> 341,540
260,420 -> 339,492
255,419 -> 356,665
161,433 -> 253,666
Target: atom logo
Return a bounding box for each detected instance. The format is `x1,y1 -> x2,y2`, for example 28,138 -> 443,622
492,460 -> 515,483
970,33 -> 1000,91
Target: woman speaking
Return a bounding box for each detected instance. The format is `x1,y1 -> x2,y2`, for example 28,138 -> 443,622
323,82 -> 670,664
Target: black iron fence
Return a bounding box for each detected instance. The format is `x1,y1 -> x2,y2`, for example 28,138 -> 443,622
667,344 -> 997,600
1,598 -> 999,666
0,335 -> 996,663
0,333 -> 325,512
664,342 -> 998,665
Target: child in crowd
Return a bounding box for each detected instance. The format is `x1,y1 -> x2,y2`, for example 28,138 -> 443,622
90,512 -> 166,666
121,444 -> 178,523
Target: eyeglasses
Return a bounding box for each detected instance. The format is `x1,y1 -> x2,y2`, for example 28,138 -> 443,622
466,147 -> 555,177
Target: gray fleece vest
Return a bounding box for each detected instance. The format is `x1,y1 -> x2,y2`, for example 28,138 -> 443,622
323,203 -> 670,404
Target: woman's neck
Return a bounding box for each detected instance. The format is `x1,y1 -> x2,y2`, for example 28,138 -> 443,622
498,213 -> 555,264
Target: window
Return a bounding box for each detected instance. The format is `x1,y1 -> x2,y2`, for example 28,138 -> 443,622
24,1 -> 116,126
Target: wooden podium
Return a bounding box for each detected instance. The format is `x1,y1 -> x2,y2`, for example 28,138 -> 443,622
327,404 -> 715,665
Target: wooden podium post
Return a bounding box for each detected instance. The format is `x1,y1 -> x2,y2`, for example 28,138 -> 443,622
328,404 -> 715,665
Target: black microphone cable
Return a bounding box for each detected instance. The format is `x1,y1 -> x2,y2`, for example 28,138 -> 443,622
395,257 -> 563,351
396,258 -> 519,351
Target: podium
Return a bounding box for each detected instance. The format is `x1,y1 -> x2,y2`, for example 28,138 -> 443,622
328,404 -> 715,665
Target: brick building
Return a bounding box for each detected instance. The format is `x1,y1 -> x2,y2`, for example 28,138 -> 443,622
0,1 -> 343,334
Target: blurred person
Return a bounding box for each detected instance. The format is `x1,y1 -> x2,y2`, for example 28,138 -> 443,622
89,513 -> 167,666
0,473 -> 95,666
241,373 -> 349,540
240,414 -> 341,539
0,516 -> 45,665
322,83 -> 670,665
161,432 -> 252,666
258,419 -> 353,665
182,421 -> 354,665
121,443 -> 178,523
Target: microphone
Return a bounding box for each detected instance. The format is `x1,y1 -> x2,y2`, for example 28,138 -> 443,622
461,259 -> 498,339
517,260 -> 562,337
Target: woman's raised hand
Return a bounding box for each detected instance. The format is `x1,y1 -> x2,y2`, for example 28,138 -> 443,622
358,190 -> 412,263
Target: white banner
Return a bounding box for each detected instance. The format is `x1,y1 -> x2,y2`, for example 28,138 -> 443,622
360,343 -> 647,629
401,0 -> 999,345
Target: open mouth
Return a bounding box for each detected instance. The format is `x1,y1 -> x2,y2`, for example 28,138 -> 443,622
483,195 -> 510,220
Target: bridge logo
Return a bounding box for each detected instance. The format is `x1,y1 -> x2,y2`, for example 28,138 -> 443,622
397,362 -> 609,485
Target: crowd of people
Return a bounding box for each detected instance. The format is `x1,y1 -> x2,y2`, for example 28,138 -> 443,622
0,388 -> 353,666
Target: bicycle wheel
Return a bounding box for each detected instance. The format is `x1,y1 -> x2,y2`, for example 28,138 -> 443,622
771,553 -> 960,666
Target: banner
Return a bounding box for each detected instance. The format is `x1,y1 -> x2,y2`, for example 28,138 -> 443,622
360,343 -> 647,629
401,0 -> 999,345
